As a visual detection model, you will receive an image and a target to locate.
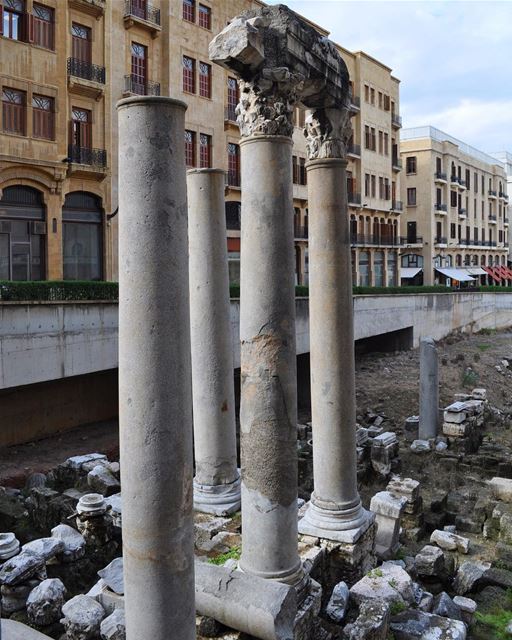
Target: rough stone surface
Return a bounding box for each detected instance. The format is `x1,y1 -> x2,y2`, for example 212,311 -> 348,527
350,562 -> 415,606
100,608 -> 126,640
61,595 -> 106,640
0,620 -> 54,639
489,477 -> 512,503
411,440 -> 431,453
325,581 -> 349,623
87,465 -> 121,497
390,610 -> 467,640
432,592 -> 462,621
27,578 -> 67,626
415,545 -> 445,577
343,599 -> 390,640
22,537 -> 65,561
453,561 -> 491,595
0,551 -> 45,586
51,524 -> 86,562
430,530 -> 470,554
98,557 -> 124,595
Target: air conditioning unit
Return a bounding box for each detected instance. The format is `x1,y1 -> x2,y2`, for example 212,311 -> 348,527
0,221 -> 12,233
31,221 -> 47,235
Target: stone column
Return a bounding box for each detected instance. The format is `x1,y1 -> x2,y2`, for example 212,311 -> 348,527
236,80 -> 306,593
419,337 -> 439,440
117,96 -> 195,640
187,168 -> 241,516
298,107 -> 371,542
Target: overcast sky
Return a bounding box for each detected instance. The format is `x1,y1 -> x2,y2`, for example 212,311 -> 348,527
266,0 -> 512,155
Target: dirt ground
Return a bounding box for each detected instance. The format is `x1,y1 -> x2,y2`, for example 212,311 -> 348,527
1,327 -> 511,487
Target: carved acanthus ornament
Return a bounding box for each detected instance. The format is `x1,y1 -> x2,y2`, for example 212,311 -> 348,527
303,106 -> 353,160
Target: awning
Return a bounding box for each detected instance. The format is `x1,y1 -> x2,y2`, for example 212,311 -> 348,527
465,267 -> 487,276
498,266 -> 511,280
435,268 -> 476,282
401,267 -> 422,279
483,266 -> 502,283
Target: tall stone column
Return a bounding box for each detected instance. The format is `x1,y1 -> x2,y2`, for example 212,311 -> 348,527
298,108 -> 372,543
117,97 -> 195,640
419,337 -> 439,440
187,168 -> 241,516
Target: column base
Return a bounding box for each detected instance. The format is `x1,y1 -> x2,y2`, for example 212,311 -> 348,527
193,475 -> 241,516
298,498 -> 373,544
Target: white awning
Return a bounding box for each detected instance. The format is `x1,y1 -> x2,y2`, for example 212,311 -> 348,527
401,267 -> 422,279
465,267 -> 487,276
435,268 -> 476,282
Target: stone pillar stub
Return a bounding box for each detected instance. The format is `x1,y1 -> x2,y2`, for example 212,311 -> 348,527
419,337 -> 439,440
297,106 -> 373,544
187,168 -> 241,516
117,96 -> 195,640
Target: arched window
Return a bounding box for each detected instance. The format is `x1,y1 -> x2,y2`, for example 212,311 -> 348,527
481,255 -> 486,266
358,251 -> 369,286
0,185 -> 46,280
446,255 -> 453,267
489,255 -> 493,266
374,250 -> 384,286
62,191 -> 103,281
455,254 -> 462,266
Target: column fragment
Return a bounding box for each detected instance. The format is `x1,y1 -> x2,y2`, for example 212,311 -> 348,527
419,337 -> 439,440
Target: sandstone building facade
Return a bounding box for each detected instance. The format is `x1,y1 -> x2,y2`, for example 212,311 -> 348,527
400,127 -> 509,286
0,0 -> 402,286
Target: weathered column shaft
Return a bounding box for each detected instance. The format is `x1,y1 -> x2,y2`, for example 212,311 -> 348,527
419,337 -> 439,440
187,168 -> 241,516
118,97 -> 195,640
238,135 -> 303,586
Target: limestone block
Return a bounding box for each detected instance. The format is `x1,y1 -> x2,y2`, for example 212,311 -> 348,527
410,440 -> 431,453
343,599 -> 390,640
489,477 -> 512,503
1,579 -> 39,614
349,563 -> 414,606
87,465 -> 120,497
389,610 -> 467,640
22,537 -> 64,562
371,491 -> 407,520
404,416 -> 419,442
414,545 -> 445,577
430,529 -> 470,554
443,422 -> 470,437
0,551 -> 45,586
61,595 -> 106,640
325,581 -> 349,623
0,532 -> 20,561
100,609 -> 126,640
387,477 -> 420,503
471,388 -> 487,400
98,557 -> 124,595
372,432 -> 398,448
67,453 -> 108,471
370,492 -> 407,560
452,561 -> 491,595
194,517 -> 231,548
105,494 -> 122,530
0,620 -> 54,639
51,524 -> 86,562
453,596 -> 476,625
432,592 -> 462,621
27,578 -> 67,626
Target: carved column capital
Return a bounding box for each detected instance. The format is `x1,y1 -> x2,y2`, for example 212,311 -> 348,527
303,107 -> 353,161
237,68 -> 305,138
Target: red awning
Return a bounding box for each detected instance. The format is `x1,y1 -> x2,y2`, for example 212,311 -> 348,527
498,266 -> 511,281
483,266 -> 502,283
506,267 -> 512,279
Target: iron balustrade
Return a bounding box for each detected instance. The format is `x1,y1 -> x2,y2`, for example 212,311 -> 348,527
459,208 -> 467,216
435,203 -> 448,212
347,143 -> 361,157
450,175 -> 459,184
489,189 -> 497,197
124,0 -> 161,25
67,58 -> 105,84
435,171 -> 447,181
435,236 -> 447,244
124,75 -> 160,96
392,157 -> 402,169
392,114 -> 402,128
489,214 -> 497,222
348,192 -> 361,205
68,145 -> 107,168
348,93 -> 361,111
225,106 -> 237,123
392,200 -> 403,211
294,226 -> 308,239
350,234 -> 402,247
505,218 -> 509,224
402,236 -> 423,245
459,179 -> 466,188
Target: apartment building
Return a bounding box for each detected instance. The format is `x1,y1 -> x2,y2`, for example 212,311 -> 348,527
400,127 -> 509,286
0,0 -> 402,286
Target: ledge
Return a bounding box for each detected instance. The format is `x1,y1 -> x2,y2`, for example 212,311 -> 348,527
123,14 -> 161,37
67,76 -> 104,101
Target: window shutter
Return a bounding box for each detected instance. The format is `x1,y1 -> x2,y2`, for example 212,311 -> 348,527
25,13 -> 35,43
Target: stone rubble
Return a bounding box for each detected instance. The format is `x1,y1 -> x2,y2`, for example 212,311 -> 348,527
60,594 -> 106,639
26,577 -> 67,626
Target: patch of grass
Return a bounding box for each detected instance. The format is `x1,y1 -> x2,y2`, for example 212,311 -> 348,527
476,343 -> 492,351
393,546 -> 406,561
367,567 -> 384,578
207,545 -> 241,566
389,600 -> 407,616
462,368 -> 479,388
478,327 -> 497,336
474,610 -> 512,640
388,578 -> 398,589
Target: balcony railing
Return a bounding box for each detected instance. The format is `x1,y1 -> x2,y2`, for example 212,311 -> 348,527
294,225 -> 308,239
392,200 -> 403,212
225,106 -> 237,123
391,114 -> 402,128
347,143 -> 361,157
499,191 -> 508,200
459,179 -> 466,188
67,57 -> 105,84
348,192 -> 361,205
68,145 -> 107,168
434,171 -> 447,181
227,170 -> 240,188
490,240 -> 497,247
392,157 -> 402,170
348,90 -> 360,112
435,203 -> 448,212
434,236 -> 447,244
489,189 -> 498,197
350,234 -> 402,247
402,236 -> 423,245
450,175 -> 459,185
458,208 -> 467,217
459,239 -> 469,246
489,214 -> 497,222
124,75 -> 160,96
124,0 -> 160,25
505,217 -> 509,224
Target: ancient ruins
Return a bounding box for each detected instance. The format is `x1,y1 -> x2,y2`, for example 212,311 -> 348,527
1,4 -> 512,640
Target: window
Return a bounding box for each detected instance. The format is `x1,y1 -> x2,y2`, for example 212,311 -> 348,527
387,252 -> 397,286
450,190 -> 458,208
371,127 -> 376,151
292,156 -> 307,185
199,133 -> 211,168
450,223 -> 456,239
407,188 -> 416,206
32,94 -> 54,140
406,156 -> 417,174
364,84 -> 369,103
436,157 -> 442,173
378,130 -> 383,154
378,176 -> 384,199
474,172 -> 478,193
2,0 -> 24,40
183,55 -> 195,94
183,0 -> 195,22
131,42 -> 147,94
198,62 -> 211,98
62,191 -> 103,281
370,175 -> 376,198
370,87 -> 375,105
33,3 -> 53,49
378,91 -> 383,109
374,251 -> 384,286
383,94 -> 390,111
384,133 -> 389,156
226,76 -> 238,122
227,143 -> 240,187
465,169 -> 470,190
364,173 -> 370,198
364,125 -> 370,150
358,251 -> 369,286
2,88 -> 25,135
71,22 -> 91,63
184,130 -> 195,168
198,3 -> 211,29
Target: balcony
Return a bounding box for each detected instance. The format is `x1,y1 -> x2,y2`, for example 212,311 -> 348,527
348,93 -> 361,114
350,234 -> 402,248
505,217 -> 509,226
227,170 -> 240,188
67,145 -> 107,178
124,75 -> 160,96
490,240 -> 497,247
67,58 -> 105,100
392,157 -> 402,171
348,192 -> 361,206
391,200 -> 403,212
124,0 -> 161,36
499,191 -> 508,201
401,236 -> 423,247
294,225 -> 308,240
434,236 -> 447,246
434,203 -> 448,215
459,239 -> 469,246
224,106 -> 238,125
489,214 -> 497,224
434,171 -> 447,183
450,175 -> 459,187
458,208 -> 467,218
347,143 -> 361,158
391,114 -> 402,128
68,0 -> 105,18
488,189 -> 498,199
458,179 -> 466,191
